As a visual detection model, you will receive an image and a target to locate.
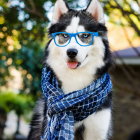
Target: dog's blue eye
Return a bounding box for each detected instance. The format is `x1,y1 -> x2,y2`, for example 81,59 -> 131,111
81,33 -> 90,38
60,33 -> 69,38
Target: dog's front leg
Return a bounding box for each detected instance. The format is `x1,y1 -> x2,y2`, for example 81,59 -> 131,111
83,109 -> 112,140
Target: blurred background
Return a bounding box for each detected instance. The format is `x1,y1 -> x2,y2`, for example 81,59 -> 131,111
0,0 -> 140,140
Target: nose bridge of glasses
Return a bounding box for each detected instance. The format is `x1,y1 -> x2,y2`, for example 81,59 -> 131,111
69,32 -> 89,45
69,33 -> 77,38
69,33 -> 78,44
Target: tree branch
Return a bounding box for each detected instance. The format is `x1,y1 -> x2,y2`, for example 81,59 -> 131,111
107,0 -> 140,36
122,27 -> 140,56
20,0 -> 49,21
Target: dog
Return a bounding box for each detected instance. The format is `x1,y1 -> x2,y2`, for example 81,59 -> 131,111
28,0 -> 112,140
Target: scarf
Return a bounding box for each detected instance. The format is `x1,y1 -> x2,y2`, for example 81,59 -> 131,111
41,67 -> 112,140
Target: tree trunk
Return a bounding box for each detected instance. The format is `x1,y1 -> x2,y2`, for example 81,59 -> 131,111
15,115 -> 20,135
0,109 -> 7,139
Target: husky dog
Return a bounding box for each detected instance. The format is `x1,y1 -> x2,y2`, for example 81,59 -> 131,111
28,0 -> 112,140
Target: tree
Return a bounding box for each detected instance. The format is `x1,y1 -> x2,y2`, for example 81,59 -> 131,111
0,0 -> 51,95
0,91 -> 34,138
101,0 -> 140,36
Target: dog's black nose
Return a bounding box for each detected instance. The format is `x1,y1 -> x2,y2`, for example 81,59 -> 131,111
67,49 -> 78,59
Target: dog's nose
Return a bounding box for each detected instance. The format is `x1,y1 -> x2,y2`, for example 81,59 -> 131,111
67,48 -> 78,59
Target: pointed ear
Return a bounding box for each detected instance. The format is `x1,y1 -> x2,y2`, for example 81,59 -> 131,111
52,0 -> 69,24
86,0 -> 105,24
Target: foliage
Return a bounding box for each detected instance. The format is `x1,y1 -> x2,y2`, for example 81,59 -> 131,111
101,0 -> 140,36
0,0 -> 49,95
0,91 -> 34,116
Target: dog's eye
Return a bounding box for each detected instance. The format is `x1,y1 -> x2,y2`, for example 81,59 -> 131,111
81,33 -> 90,38
59,33 -> 69,38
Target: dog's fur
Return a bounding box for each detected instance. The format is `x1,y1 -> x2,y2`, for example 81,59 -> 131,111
28,0 -> 112,140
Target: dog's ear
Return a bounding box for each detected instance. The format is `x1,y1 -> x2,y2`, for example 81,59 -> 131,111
86,0 -> 105,24
52,0 -> 69,24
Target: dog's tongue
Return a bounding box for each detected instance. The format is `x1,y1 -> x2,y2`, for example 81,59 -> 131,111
67,61 -> 78,69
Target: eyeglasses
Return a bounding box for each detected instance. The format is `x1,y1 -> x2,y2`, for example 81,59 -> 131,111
51,32 -> 99,47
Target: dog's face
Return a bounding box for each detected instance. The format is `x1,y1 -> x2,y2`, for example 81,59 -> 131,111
46,0 -> 111,75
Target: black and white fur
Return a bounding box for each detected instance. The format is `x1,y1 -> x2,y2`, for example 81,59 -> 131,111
28,0 -> 112,140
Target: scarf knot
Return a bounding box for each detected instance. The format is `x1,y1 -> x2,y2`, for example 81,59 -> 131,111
41,67 -> 112,140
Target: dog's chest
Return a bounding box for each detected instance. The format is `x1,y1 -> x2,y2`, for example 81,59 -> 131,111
60,71 -> 94,94
62,77 -> 92,94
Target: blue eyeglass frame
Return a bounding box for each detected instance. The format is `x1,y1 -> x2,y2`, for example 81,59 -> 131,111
51,32 -> 99,47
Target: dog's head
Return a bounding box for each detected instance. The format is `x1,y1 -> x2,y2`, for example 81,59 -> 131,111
46,0 -> 111,75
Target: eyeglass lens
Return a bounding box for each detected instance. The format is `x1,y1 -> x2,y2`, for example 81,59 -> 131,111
76,33 -> 92,45
56,33 -> 70,45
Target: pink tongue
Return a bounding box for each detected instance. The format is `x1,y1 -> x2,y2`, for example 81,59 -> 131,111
67,61 -> 78,69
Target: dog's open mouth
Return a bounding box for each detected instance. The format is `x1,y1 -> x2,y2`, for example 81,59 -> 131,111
67,55 -> 88,69
67,61 -> 80,69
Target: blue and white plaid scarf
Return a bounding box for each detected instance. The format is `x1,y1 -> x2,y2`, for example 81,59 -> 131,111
41,67 -> 112,140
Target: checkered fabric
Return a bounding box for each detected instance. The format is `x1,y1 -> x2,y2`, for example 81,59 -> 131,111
41,67 -> 112,140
